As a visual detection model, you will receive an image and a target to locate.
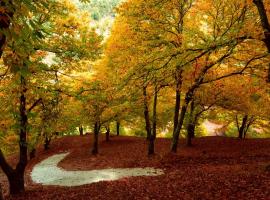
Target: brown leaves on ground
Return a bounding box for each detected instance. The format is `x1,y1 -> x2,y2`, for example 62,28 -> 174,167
1,135 -> 270,200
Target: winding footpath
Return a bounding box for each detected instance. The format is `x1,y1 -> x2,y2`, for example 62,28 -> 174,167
31,153 -> 164,186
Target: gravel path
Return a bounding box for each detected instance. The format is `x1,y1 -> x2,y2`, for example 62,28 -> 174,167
31,152 -> 164,186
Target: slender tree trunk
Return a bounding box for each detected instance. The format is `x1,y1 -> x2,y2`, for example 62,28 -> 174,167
142,86 -> 156,155
171,87 -> 194,152
253,0 -> 270,82
29,148 -> 36,160
44,136 -> 51,151
152,85 -> 158,140
79,125 -> 83,136
173,69 -> 183,133
92,121 -> 100,155
105,125 -> 110,142
243,116 -> 254,139
238,115 -> 248,139
148,85 -> 158,155
116,121 -> 120,136
143,86 -> 152,140
187,101 -> 195,147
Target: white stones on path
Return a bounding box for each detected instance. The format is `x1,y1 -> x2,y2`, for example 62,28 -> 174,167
31,152 -> 164,187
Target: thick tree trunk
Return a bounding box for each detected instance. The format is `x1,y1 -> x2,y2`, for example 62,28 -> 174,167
238,115 -> 248,139
92,121 -> 100,155
14,75 -> 28,193
0,75 -> 28,195
0,151 -> 24,195
0,183 -> 3,200
253,0 -> 270,82
7,171 -> 25,195
173,69 -> 183,133
105,125 -> 110,142
79,125 -> 83,136
116,121 -> 120,136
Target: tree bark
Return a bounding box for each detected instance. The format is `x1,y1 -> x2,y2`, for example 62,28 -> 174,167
7,171 -> 24,195
238,115 -> 248,139
0,75 -> 28,195
79,125 -> 83,136
15,75 -> 28,193
116,121 -> 120,136
0,183 -> 3,200
105,125 -> 110,142
44,136 -> 51,151
152,85 -> 158,140
244,116 -> 255,139
171,88 -> 194,152
92,121 -> 100,155
148,85 -> 158,155
253,0 -> 270,82
29,148 -> 36,160
187,101 -> 195,147
173,69 -> 183,133
143,86 -> 152,140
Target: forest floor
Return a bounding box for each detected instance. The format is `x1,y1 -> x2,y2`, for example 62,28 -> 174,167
1,135 -> 270,200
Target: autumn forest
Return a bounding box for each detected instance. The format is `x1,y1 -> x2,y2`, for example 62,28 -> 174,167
0,0 -> 270,199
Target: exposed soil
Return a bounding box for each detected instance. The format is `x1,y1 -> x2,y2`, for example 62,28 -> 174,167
1,135 -> 270,200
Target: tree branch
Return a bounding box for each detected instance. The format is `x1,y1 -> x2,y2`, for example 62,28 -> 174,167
28,98 -> 42,113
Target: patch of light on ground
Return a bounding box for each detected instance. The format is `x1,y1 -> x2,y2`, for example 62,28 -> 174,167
31,152 -> 164,186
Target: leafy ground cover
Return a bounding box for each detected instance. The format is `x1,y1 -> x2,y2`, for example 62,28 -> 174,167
1,135 -> 270,200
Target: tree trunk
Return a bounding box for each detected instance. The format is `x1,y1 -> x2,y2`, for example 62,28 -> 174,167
148,85 -> 158,155
187,123 -> 195,146
105,125 -> 110,142
44,136 -> 51,151
14,75 -> 28,193
7,171 -> 25,195
148,135 -> 155,155
0,183 -> 3,200
116,121 -> 120,136
143,86 -> 152,140
29,148 -> 36,160
238,115 -> 248,139
92,121 -> 100,155
187,101 -> 195,147
243,116 -> 254,139
173,69 -> 183,133
152,85 -> 158,140
79,125 -> 83,136
253,0 -> 270,82
171,88 -> 194,152
0,75 -> 28,195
